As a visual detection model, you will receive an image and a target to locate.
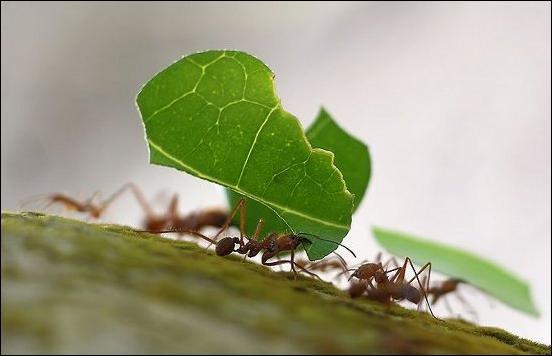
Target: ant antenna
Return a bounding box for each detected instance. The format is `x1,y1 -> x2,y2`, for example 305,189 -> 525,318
297,233 -> 357,258
332,251 -> 349,270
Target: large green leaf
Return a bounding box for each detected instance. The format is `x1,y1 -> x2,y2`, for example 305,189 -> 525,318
372,227 -> 539,317
137,50 -> 353,260
227,108 -> 371,244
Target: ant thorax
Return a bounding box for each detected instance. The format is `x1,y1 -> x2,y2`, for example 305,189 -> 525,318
354,263 -> 383,280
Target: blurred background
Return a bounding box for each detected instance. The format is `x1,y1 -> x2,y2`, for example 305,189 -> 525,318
2,1 -> 550,344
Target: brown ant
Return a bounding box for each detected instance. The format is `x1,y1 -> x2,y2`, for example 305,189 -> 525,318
428,278 -> 463,304
33,183 -> 228,233
143,198 -> 356,280
347,257 -> 439,320
425,278 -> 478,319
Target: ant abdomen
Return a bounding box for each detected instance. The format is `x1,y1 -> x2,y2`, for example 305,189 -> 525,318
402,284 -> 421,304
215,237 -> 236,256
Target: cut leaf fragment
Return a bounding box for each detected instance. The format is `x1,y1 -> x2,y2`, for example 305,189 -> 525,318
137,50 -> 353,260
227,108 -> 371,244
372,227 -> 539,317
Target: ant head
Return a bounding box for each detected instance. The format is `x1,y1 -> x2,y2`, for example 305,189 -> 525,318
215,237 -> 236,256
348,269 -> 360,281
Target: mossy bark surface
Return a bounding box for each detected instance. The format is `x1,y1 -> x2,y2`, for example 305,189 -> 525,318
1,212 -> 550,354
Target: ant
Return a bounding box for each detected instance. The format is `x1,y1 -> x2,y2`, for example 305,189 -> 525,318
425,278 -> 478,319
143,198 -> 357,280
347,256 -> 439,320
32,183 -> 228,233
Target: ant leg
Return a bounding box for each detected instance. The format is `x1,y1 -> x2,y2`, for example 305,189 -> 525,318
417,275 -> 429,312
290,249 -> 298,279
47,195 -> 86,213
210,198 -> 246,246
454,290 -> 479,322
389,258 -> 408,284
443,295 -> 454,315
405,260 -> 434,313
404,258 -> 439,320
145,228 -> 216,245
95,184 -> 139,218
366,276 -> 376,289
406,261 -> 432,288
85,190 -> 101,207
263,260 -> 321,280
382,256 -> 401,270
240,218 -> 264,263
375,252 -> 399,269
275,255 -> 284,271
332,252 -> 348,270
252,218 -> 264,242
123,183 -> 157,219
135,212 -> 218,245
167,194 -> 179,222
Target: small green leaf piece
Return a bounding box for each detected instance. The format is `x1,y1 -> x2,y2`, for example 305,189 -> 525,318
306,108 -> 371,210
372,226 -> 539,317
137,50 -> 353,260
227,108 -> 371,247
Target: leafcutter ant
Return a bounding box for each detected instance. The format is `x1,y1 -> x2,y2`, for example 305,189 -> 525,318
347,256 -> 439,320
142,198 -> 356,280
33,183 -> 228,233
425,278 -> 478,319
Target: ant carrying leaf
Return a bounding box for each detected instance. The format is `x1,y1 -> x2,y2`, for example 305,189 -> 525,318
138,198 -> 357,280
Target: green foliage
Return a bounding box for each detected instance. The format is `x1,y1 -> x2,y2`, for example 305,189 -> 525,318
227,108 -> 371,242
372,227 -> 539,317
137,50 -> 355,260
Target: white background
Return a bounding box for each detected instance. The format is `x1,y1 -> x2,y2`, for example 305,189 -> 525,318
2,2 -> 550,344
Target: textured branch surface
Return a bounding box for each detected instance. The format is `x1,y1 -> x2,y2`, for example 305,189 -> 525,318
1,212 -> 549,354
